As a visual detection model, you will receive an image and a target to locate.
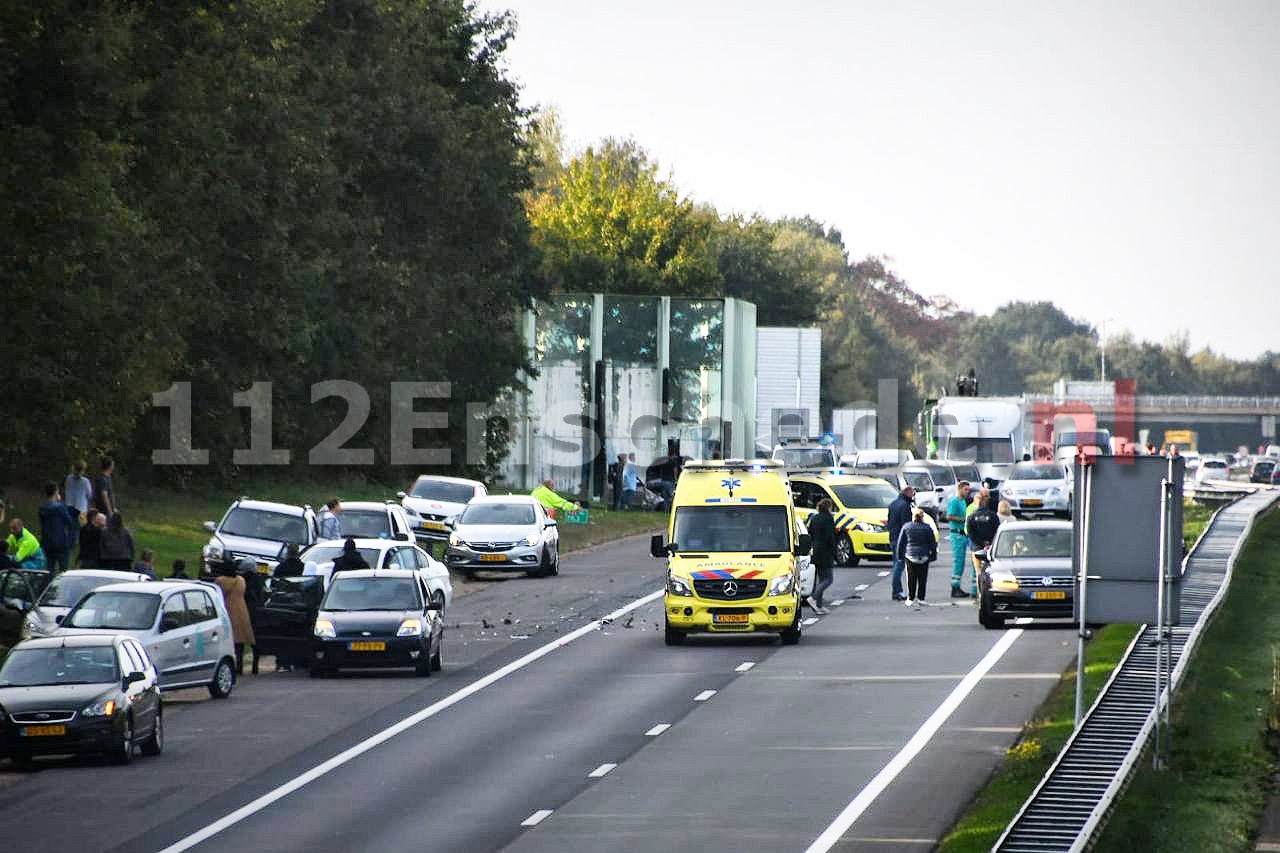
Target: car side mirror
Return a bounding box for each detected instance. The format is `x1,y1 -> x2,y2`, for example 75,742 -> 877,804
426,599 -> 444,611
444,518 -> 456,530
203,521 -> 217,533
160,616 -> 181,633
650,534 -> 667,559
794,533 -> 812,556
396,491 -> 407,499
544,519 -> 557,528
123,671 -> 146,687
54,614 -> 65,625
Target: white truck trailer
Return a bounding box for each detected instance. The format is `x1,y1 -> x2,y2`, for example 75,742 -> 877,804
920,396 -> 1028,486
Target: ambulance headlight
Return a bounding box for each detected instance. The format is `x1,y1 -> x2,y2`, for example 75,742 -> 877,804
768,574 -> 795,596
667,576 -> 694,597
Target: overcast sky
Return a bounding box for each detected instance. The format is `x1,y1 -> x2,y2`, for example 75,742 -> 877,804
483,0 -> 1280,361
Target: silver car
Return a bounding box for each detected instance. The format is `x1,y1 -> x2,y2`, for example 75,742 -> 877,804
998,463 -> 1072,518
399,476 -> 487,543
444,495 -> 560,579
23,569 -> 152,639
55,581 -> 239,698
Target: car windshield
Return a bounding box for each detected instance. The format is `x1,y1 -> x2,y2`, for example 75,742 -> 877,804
949,463 -> 982,483
832,483 -> 899,509
323,577 -> 420,611
65,591 -> 160,630
672,506 -> 790,553
38,575 -> 117,608
410,480 -> 476,503
1009,464 -> 1065,481
220,508 -> 309,542
919,465 -> 956,486
775,448 -> 836,468
1204,460 -> 1227,469
994,528 -> 1073,559
0,646 -> 120,687
946,437 -> 1014,464
340,510 -> 392,539
300,546 -> 381,565
459,503 -> 535,526
1056,430 -> 1111,449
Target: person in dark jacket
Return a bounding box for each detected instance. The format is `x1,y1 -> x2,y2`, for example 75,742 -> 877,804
966,492 -> 1001,581
897,507 -> 938,606
97,513 -> 135,571
77,510 -> 103,568
806,499 -> 838,614
38,482 -> 81,573
169,558 -> 190,579
274,543 -> 305,577
885,485 -> 916,602
331,538 -> 370,574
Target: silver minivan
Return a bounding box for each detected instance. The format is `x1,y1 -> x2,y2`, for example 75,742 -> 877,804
55,581 -> 238,698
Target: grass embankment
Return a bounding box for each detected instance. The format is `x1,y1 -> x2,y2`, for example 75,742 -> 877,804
937,500 -> 1218,852
1091,505 -> 1280,852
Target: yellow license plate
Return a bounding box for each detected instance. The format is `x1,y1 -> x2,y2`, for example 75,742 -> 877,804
348,641 -> 387,652
257,563 -> 272,574
713,613 -> 750,623
22,725 -> 66,737
479,554 -> 507,562
1022,499 -> 1043,507
1032,591 -> 1066,600
422,521 -> 445,531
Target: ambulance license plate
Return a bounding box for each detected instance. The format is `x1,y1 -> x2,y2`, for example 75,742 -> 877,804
713,613 -> 750,624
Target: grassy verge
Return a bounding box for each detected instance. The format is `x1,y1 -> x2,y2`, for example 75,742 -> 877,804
1091,505 -> 1280,852
555,508 -> 663,553
937,500 -> 1218,851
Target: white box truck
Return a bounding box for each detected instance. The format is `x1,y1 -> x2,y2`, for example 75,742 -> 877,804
920,396 -> 1027,486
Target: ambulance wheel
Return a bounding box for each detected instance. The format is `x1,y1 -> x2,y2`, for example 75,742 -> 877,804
780,610 -> 802,645
664,618 -> 686,646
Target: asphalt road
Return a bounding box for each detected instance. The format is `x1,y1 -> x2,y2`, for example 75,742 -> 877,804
3,533 -> 1078,853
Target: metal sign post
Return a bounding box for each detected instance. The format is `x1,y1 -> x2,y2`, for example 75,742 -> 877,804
1153,468 -> 1169,769
1075,458 -> 1094,727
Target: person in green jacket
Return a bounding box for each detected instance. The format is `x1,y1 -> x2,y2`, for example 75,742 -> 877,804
6,519 -> 47,570
531,480 -> 580,518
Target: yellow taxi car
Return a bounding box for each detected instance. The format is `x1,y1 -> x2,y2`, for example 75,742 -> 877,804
650,459 -> 809,646
789,471 -> 937,566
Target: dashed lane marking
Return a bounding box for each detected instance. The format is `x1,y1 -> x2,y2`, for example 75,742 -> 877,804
735,662 -> 756,672
645,723 -> 671,736
521,810 -> 554,827
587,763 -> 617,778
693,690 -> 716,702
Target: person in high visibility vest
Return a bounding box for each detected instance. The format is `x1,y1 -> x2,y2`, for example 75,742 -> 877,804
5,519 -> 47,570
531,480 -> 579,519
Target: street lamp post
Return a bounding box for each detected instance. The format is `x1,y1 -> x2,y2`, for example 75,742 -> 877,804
1099,318 -> 1113,383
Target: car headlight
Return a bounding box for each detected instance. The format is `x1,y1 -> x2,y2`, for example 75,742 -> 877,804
667,576 -> 694,597
397,618 -> 423,637
989,570 -> 1020,592
23,614 -> 43,638
81,698 -> 117,717
1047,487 -> 1062,496
524,534 -> 539,547
768,574 -> 795,596
314,619 -> 336,638
854,521 -> 885,533
448,533 -> 463,547
204,542 -> 224,561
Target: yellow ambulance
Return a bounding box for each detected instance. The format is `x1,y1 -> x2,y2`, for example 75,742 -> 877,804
651,459 -> 809,646
788,471 -> 938,566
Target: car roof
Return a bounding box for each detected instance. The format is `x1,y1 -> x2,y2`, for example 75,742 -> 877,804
412,474 -> 484,487
994,520 -> 1073,532
16,634 -> 122,650
469,494 -> 538,505
234,499 -> 308,516
306,538 -> 402,551
338,501 -> 397,510
789,471 -> 895,485
54,569 -> 152,581
89,581 -> 202,595
325,569 -> 417,580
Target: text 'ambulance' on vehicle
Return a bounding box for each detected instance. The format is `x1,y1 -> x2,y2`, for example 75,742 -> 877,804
650,459 -> 811,646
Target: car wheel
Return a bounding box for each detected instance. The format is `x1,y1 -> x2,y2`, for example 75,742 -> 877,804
663,617 -> 686,646
463,569 -> 477,582
430,636 -> 443,672
780,608 -> 802,645
308,664 -> 329,679
9,752 -> 34,770
978,594 -> 1006,630
835,534 -> 857,567
414,652 -> 432,677
111,715 -> 135,765
431,590 -> 446,617
208,658 -> 235,699
139,709 -> 164,757
549,549 -> 560,576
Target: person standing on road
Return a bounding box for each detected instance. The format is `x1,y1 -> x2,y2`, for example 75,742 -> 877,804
169,558 -> 190,579
331,538 -> 370,574
97,513 -> 136,571
63,460 -> 93,517
897,507 -> 938,606
275,543 -> 305,577
806,499 -> 837,614
93,457 -> 117,516
318,498 -> 343,540
945,481 -> 972,598
77,510 -> 103,568
38,482 -> 80,573
213,560 -> 258,676
996,499 -> 1015,526
966,493 -> 1001,591
886,485 -> 915,602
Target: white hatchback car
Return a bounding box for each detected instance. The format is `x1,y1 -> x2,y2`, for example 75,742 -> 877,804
444,495 -> 560,579
998,462 -> 1072,518
299,538 -> 453,612
399,476 -> 488,543
23,569 -> 152,640
1195,456 -> 1231,483
332,501 -> 416,542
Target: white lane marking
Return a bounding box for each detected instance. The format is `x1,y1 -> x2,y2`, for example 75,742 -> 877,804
877,571 -> 890,577
735,661 -> 755,672
802,617 -> 820,626
693,689 -> 716,702
829,599 -> 846,607
804,628 -> 1024,853
521,810 -> 554,827
156,589 -> 665,853
754,673 -> 1055,682
587,763 -> 618,778
645,723 -> 672,736
854,584 -> 869,592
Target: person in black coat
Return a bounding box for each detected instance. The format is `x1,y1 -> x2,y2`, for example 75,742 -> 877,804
806,499 -> 838,614
331,538 -> 370,574
77,510 -> 102,568
897,507 -> 939,606
886,485 -> 916,602
274,543 -> 305,577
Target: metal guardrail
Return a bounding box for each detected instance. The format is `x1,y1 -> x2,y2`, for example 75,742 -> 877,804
1025,392 -> 1280,412
993,489 -> 1279,853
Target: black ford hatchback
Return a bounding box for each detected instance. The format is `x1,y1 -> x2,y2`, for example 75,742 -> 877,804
310,570 -> 443,678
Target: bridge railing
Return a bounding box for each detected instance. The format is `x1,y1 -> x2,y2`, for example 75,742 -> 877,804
1025,393 -> 1280,411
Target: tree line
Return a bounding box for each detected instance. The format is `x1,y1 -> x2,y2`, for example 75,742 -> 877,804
4,1 -> 1276,490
